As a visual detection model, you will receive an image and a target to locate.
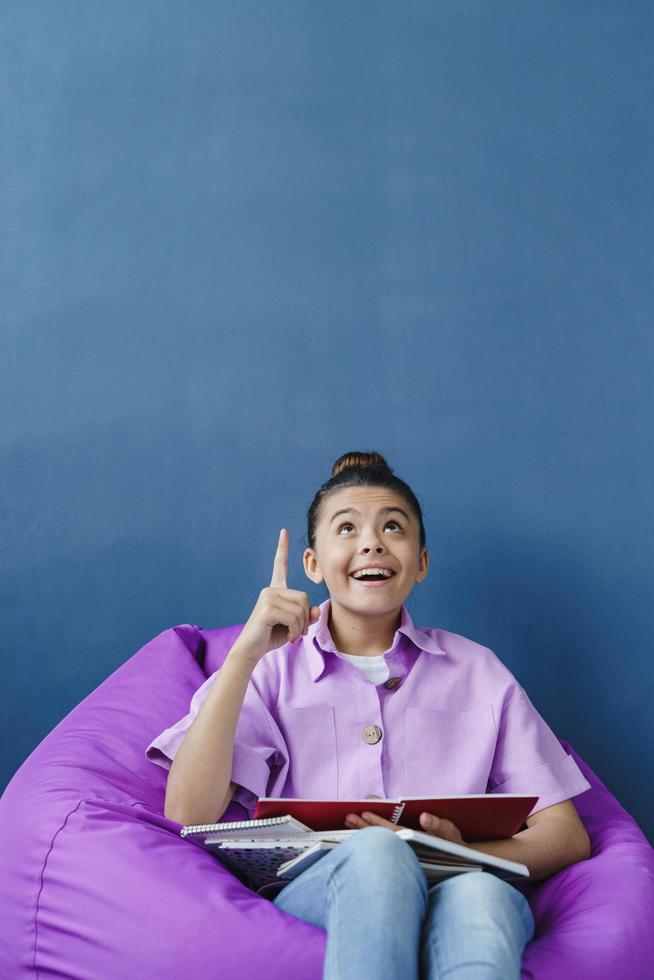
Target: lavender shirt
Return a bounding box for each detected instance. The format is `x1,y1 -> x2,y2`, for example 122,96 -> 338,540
146,598 -> 591,820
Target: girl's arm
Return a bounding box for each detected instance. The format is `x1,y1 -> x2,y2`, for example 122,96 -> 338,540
164,529 -> 316,826
164,640 -> 259,826
466,800 -> 591,882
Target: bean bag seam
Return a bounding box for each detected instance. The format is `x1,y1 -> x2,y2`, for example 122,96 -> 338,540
32,797 -> 146,979
33,798 -> 86,979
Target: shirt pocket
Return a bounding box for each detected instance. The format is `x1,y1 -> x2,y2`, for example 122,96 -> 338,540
404,706 -> 496,796
276,705 -> 338,799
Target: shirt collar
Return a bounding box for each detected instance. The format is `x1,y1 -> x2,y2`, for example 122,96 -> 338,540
303,597 -> 446,682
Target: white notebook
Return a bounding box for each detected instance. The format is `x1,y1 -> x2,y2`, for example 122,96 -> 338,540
181,814 -> 313,839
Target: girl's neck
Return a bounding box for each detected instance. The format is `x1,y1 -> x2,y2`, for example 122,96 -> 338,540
327,600 -> 401,657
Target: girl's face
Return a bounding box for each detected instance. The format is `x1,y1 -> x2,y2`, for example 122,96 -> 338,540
303,486 -> 429,612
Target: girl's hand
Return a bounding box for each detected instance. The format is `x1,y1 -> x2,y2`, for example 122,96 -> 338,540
344,810 -> 465,846
233,528 -> 321,665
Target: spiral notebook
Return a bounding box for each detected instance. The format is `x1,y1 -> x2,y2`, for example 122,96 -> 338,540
180,814 -> 313,840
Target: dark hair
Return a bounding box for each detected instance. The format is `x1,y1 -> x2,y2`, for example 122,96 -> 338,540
306,450 -> 426,552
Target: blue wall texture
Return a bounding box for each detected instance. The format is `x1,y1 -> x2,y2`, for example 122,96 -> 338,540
2,3 -> 653,843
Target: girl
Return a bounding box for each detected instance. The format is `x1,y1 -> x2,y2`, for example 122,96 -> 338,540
147,450 -> 591,979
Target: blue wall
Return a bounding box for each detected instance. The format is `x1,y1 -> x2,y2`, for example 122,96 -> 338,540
2,2 -> 652,843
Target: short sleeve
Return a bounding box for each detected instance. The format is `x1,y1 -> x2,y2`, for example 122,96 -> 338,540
145,666 -> 290,818
487,687 -> 591,817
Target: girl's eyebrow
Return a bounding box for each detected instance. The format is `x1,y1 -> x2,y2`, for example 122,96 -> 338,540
329,506 -> 410,526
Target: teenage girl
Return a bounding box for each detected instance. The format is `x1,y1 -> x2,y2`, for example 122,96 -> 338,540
152,451 -> 591,980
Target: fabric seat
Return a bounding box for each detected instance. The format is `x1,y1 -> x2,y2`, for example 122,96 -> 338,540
1,622 -> 652,979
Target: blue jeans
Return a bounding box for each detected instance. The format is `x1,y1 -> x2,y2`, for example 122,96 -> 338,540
272,826 -> 535,979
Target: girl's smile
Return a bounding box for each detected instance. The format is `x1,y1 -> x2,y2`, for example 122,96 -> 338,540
349,571 -> 397,589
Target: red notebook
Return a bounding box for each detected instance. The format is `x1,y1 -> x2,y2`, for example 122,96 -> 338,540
253,794 -> 538,842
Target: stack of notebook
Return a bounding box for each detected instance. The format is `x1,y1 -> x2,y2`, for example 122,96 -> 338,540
180,794 -> 536,895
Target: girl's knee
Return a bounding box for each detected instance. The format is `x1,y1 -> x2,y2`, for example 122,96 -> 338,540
434,872 -> 534,931
347,825 -> 410,858
440,871 -> 519,900
351,825 -> 400,844
342,827 -> 426,882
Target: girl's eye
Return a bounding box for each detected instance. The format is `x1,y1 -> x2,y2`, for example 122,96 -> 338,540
337,521 -> 402,534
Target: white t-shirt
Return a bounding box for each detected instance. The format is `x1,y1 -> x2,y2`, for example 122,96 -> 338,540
334,650 -> 391,684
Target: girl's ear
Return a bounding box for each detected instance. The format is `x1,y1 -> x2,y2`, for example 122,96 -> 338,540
303,548 -> 324,584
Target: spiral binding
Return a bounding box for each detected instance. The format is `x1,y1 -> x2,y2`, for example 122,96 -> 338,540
181,815 -> 291,838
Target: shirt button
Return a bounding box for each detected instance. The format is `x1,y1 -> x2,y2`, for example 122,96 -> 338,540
362,724 -> 383,744
383,677 -> 401,690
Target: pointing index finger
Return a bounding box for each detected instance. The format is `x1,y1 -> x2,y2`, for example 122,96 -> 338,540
270,528 -> 288,589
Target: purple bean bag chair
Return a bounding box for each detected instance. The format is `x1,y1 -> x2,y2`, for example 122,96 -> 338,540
1,622 -> 653,979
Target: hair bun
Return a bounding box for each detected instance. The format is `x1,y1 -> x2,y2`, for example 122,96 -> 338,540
331,450 -> 392,479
